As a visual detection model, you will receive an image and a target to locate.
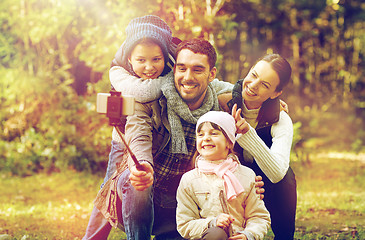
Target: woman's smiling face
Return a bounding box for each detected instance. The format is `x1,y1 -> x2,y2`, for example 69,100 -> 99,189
241,60 -> 282,109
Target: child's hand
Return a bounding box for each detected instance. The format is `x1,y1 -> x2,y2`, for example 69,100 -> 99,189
129,161 -> 154,191
216,213 -> 234,230
231,104 -> 250,134
228,233 -> 248,240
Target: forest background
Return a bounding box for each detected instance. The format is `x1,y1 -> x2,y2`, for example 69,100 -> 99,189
0,0 -> 364,239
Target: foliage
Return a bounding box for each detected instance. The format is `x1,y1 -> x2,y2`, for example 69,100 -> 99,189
0,155 -> 364,239
288,91 -> 365,155
0,0 -> 364,174
0,65 -> 112,175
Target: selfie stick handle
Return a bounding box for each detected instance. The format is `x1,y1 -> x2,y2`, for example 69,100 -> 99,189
115,126 -> 142,169
219,190 -> 233,236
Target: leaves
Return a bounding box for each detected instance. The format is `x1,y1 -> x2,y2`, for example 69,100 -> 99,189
0,0 -> 365,174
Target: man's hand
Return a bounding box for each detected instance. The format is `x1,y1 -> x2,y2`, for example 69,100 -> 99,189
255,175 -> 265,200
129,161 -> 154,191
231,104 -> 250,134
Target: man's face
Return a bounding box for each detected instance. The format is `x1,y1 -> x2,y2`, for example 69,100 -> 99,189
174,49 -> 216,110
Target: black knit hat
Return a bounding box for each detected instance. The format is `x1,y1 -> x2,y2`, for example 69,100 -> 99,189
121,15 -> 173,64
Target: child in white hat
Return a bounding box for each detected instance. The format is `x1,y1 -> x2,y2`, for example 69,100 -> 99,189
176,111 -> 270,240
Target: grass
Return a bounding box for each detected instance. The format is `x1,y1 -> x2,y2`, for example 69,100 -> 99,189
0,152 -> 364,239
291,152 -> 365,239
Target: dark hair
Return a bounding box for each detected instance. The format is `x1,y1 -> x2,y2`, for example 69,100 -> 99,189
257,54 -> 292,92
175,38 -> 217,70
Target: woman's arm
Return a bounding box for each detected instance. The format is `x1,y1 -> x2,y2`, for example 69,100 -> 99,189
236,111 -> 293,183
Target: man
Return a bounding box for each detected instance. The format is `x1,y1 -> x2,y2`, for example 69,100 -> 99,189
85,38 -> 235,240
127,38 -> 237,239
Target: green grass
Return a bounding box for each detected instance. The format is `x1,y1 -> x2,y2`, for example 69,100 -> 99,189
0,153 -> 364,239
290,153 -> 365,239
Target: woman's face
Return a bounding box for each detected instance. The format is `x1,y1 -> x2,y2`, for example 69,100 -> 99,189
128,41 -> 165,80
241,60 -> 282,109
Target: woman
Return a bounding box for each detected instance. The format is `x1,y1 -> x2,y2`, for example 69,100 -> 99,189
219,54 -> 297,240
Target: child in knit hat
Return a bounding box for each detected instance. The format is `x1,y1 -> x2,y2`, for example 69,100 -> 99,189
176,111 -> 270,240
101,15 -> 181,186
110,15 -> 179,101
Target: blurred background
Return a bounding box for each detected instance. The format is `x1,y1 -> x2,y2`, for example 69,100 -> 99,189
1,0 -> 364,174
0,0 -> 364,238
0,0 -> 365,239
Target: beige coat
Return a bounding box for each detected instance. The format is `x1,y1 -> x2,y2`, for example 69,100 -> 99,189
176,162 -> 271,239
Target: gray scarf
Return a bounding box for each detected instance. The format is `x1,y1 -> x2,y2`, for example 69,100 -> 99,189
161,75 -> 220,154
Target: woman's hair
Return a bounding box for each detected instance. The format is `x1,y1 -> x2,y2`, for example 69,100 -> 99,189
257,54 -> 292,92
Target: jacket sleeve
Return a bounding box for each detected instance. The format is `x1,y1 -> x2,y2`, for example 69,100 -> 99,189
176,173 -> 215,239
236,111 -> 293,183
109,66 -> 168,103
124,101 -> 154,168
241,179 -> 271,239
210,79 -> 234,95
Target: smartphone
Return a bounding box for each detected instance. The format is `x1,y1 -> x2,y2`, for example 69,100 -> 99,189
96,92 -> 135,116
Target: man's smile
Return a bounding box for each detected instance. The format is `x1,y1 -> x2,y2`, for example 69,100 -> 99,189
181,82 -> 198,90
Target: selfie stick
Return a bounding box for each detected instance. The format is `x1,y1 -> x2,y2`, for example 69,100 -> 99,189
106,90 -> 142,170
219,190 -> 233,236
114,126 -> 142,169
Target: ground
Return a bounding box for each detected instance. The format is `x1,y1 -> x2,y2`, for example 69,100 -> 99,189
0,152 -> 364,239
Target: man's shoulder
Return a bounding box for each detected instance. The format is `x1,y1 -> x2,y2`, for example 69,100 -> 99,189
210,79 -> 234,96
